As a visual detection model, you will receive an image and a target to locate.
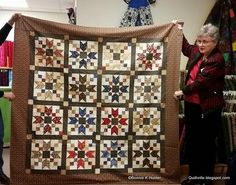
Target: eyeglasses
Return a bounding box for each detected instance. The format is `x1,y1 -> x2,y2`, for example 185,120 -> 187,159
196,39 -> 214,45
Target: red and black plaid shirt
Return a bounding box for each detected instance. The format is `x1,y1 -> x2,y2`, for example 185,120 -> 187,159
182,35 -> 225,113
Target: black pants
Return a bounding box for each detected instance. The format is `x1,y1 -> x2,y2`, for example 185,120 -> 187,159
184,102 -> 222,184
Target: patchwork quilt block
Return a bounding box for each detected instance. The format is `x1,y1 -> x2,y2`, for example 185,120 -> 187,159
12,16 -> 182,185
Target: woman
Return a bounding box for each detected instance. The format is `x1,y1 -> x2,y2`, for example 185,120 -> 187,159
0,13 -> 20,101
0,13 -> 20,185
174,23 -> 225,185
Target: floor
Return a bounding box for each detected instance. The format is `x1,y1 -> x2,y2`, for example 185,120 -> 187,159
2,148 -> 226,185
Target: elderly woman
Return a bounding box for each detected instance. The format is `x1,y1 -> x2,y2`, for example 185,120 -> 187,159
174,23 -> 225,185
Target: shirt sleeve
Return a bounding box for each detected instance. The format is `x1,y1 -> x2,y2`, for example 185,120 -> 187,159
0,23 -> 13,46
182,53 -> 225,95
182,35 -> 195,58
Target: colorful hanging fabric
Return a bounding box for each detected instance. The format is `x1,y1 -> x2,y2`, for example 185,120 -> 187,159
0,41 -> 14,67
120,0 -> 155,27
204,0 -> 231,74
204,0 -> 236,74
229,0 -> 236,74
0,69 -> 9,86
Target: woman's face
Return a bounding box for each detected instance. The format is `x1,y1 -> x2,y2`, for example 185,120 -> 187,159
196,35 -> 217,57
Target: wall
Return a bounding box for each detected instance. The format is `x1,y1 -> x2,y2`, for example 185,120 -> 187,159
0,10 -> 69,41
76,0 -> 216,69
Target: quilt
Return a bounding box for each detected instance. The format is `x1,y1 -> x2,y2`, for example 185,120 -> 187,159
11,16 -> 182,185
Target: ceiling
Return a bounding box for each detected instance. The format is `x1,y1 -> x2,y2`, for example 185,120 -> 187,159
0,0 -> 75,13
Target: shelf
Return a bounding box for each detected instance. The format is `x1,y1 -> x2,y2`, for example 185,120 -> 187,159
0,67 -> 13,70
0,86 -> 12,90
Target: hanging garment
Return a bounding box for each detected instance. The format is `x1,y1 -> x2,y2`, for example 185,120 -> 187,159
120,0 -> 155,27
204,0 -> 236,74
0,41 -> 14,67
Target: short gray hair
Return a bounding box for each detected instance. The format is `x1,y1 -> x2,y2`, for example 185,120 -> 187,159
197,23 -> 220,42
